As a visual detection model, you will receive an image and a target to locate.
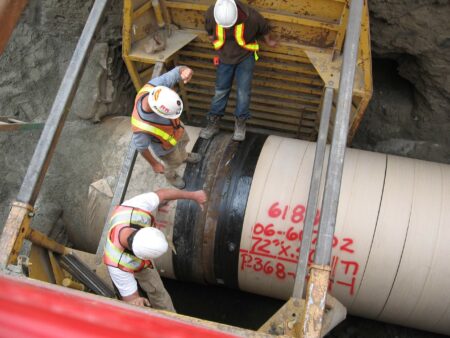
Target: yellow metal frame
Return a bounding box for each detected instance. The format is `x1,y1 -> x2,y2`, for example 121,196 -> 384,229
303,0 -> 372,142
147,0 -> 373,141
0,201 -> 34,268
122,0 -> 197,91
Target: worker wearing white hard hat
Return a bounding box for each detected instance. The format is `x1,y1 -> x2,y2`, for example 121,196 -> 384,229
213,0 -> 238,28
104,188 -> 207,310
131,66 -> 202,189
200,0 -> 277,142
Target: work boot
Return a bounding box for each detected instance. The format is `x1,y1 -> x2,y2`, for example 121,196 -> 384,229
186,152 -> 202,164
199,115 -> 221,139
167,174 -> 186,189
232,117 -> 247,141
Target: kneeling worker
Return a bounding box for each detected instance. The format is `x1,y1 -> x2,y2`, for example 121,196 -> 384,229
103,188 -> 207,311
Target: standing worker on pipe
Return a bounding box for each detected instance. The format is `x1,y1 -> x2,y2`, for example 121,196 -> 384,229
131,66 -> 202,189
200,0 -> 277,141
103,188 -> 207,311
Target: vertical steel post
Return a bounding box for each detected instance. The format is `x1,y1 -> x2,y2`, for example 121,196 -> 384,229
314,0 -> 364,266
95,62 -> 164,259
16,0 -> 110,206
301,0 -> 364,336
0,0 -> 110,269
292,87 -> 333,299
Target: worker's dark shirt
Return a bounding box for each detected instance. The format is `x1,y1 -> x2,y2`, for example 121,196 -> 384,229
205,0 -> 270,64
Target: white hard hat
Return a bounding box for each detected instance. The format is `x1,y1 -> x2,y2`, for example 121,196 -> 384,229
132,227 -> 168,260
214,0 -> 238,28
148,86 -> 183,119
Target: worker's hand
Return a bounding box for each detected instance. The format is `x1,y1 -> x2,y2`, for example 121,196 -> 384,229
152,162 -> 165,174
265,38 -> 277,47
263,34 -> 278,47
158,200 -> 171,212
192,190 -> 207,210
127,297 -> 151,307
179,66 -> 193,84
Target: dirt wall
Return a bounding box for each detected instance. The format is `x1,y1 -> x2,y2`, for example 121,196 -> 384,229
352,0 -> 450,163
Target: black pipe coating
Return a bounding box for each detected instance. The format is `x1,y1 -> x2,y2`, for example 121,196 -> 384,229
172,132 -> 267,287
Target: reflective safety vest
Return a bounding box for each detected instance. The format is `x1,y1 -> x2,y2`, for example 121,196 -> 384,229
212,23 -> 259,60
131,84 -> 185,150
103,205 -> 155,273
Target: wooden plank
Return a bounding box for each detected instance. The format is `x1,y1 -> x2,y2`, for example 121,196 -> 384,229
133,1 -> 152,20
187,78 -> 322,104
178,50 -> 319,75
188,100 -> 303,123
258,8 -> 339,30
165,1 -> 340,29
189,109 -> 300,132
168,6 -> 337,48
252,70 -> 323,87
180,58 -> 320,79
165,0 -> 208,12
186,33 -> 318,59
184,42 -> 312,64
192,69 -> 323,96
128,29 -> 197,63
184,86 -> 320,112
301,119 -> 317,127
257,60 -> 319,76
179,48 -> 317,72
189,95 -> 312,118
237,0 -> 346,22
185,64 -> 323,87
213,119 -> 299,139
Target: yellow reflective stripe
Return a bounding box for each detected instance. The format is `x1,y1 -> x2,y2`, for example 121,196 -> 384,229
137,84 -> 153,96
105,238 -> 142,270
110,218 -> 150,229
235,24 -> 259,52
213,25 -> 225,49
235,24 -> 245,46
131,116 -> 177,146
109,210 -> 134,228
110,209 -> 152,232
213,24 -> 259,56
213,40 -> 223,49
243,43 -> 259,51
133,210 -> 151,218
111,209 -> 151,223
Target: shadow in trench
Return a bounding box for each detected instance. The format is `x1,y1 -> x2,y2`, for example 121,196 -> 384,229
164,278 -> 447,337
164,277 -> 283,330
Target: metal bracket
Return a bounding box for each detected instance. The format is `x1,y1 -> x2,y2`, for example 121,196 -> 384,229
5,255 -> 30,276
258,290 -> 346,338
0,201 -> 34,268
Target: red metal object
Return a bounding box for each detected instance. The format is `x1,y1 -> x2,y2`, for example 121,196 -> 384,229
0,0 -> 28,54
0,274 -> 237,338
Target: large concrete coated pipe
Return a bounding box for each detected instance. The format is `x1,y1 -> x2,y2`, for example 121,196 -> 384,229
152,127 -> 450,335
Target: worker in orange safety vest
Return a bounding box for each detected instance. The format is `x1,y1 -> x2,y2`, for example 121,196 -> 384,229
200,0 -> 277,142
131,66 -> 202,189
103,188 -> 207,310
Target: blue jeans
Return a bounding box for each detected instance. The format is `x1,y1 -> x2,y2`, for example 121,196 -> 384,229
209,54 -> 255,120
